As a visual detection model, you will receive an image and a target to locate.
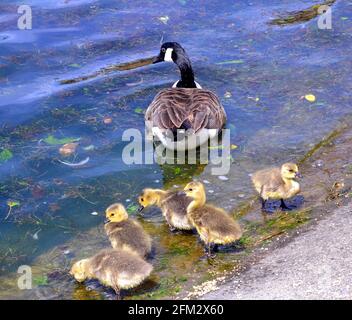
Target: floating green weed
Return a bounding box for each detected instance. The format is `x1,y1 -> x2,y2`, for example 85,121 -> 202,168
43,135 -> 80,145
0,149 -> 13,163
33,275 -> 48,286
216,59 -> 244,65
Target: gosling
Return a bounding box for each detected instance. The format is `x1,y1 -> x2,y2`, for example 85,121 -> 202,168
70,248 -> 153,299
104,203 -> 152,258
251,162 -> 302,211
184,182 -> 242,258
138,188 -> 193,231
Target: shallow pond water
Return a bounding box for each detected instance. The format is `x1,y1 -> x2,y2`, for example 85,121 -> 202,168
0,0 -> 352,299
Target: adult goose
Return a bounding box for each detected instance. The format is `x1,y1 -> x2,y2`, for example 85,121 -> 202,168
146,42 -> 227,150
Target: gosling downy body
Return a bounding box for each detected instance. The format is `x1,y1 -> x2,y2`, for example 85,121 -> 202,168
70,248 -> 153,299
146,42 -> 227,150
104,203 -> 152,258
138,188 -> 193,231
184,182 -> 242,257
251,162 -> 302,210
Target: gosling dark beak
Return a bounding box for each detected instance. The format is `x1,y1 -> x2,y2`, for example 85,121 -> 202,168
138,205 -> 145,213
295,172 -> 303,179
177,191 -> 187,196
152,55 -> 163,64
104,218 -> 110,224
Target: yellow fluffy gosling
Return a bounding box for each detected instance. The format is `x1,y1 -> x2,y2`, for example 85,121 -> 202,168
70,248 -> 153,299
104,203 -> 152,258
138,188 -> 193,231
251,162 -> 302,210
184,182 -> 242,258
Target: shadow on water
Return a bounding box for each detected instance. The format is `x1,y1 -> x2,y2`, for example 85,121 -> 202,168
0,0 -> 352,299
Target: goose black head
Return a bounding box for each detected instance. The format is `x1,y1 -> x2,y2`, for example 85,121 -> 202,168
153,42 -> 188,64
152,42 -> 198,88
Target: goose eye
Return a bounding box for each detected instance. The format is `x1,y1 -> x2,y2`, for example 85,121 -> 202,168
161,48 -> 166,53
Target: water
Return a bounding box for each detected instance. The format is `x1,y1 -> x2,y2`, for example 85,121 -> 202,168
0,0 -> 352,299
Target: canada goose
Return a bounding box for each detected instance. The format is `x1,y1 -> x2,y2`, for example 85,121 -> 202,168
184,182 -> 242,258
251,162 -> 302,210
70,248 -> 153,299
146,42 -> 227,150
104,203 -> 152,258
138,188 -> 193,231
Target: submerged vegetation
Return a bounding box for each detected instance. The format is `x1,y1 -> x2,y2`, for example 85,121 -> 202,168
270,0 -> 336,26
1,0 -> 352,300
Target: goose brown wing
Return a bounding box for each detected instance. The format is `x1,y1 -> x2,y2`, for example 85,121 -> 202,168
189,90 -> 226,131
145,88 -> 226,132
145,89 -> 190,129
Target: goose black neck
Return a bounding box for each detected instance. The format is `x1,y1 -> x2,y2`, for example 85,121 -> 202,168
175,57 -> 197,88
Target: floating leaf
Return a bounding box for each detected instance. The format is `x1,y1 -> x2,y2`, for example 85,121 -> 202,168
59,143 -> 78,156
7,200 -> 20,208
174,167 -> 181,175
127,204 -> 139,214
216,59 -> 244,65
68,63 -> 81,68
158,16 -> 169,24
248,96 -> 260,102
224,91 -> 232,98
33,275 -> 48,286
44,135 -> 80,145
5,200 -> 20,220
305,94 -> 316,102
83,145 -> 95,151
103,116 -> 113,124
341,17 -> 349,20
134,107 -> 144,114
0,149 -> 13,163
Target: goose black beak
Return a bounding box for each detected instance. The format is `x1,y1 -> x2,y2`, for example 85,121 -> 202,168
152,55 -> 163,64
295,172 -> 303,179
104,218 -> 110,224
138,205 -> 145,213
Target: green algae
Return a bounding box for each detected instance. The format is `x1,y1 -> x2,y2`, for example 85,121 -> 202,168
270,0 -> 336,26
0,148 -> 13,163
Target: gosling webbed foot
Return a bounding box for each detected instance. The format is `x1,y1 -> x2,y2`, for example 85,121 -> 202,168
168,225 -> 179,233
114,288 -> 121,300
204,244 -> 217,259
280,199 -> 292,211
206,253 -> 216,259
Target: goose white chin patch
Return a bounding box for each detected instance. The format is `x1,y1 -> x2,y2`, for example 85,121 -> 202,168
164,48 -> 173,62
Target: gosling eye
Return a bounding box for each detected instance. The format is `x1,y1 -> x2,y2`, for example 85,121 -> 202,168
188,188 -> 193,191
111,213 -> 115,217
141,198 -> 144,202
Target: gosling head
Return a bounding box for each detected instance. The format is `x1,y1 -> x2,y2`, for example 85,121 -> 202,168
70,259 -> 89,282
153,42 -> 188,64
105,203 -> 128,224
281,163 -> 302,180
184,181 -> 206,200
138,189 -> 160,212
